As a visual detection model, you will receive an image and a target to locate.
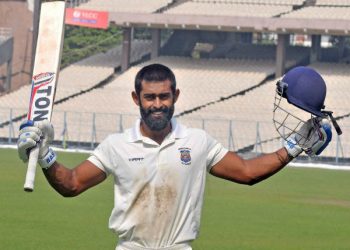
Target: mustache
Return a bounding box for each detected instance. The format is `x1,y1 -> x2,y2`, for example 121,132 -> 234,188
144,106 -> 170,115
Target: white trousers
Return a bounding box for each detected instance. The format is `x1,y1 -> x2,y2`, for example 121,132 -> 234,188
116,242 -> 192,250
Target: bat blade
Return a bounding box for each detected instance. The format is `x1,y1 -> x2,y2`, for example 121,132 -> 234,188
24,0 -> 66,192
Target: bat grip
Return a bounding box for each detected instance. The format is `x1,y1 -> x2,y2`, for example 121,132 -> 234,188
24,145 -> 40,192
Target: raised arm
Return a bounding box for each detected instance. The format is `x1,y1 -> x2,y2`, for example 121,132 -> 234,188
210,148 -> 290,185
211,118 -> 332,185
43,160 -> 106,197
17,120 -> 106,196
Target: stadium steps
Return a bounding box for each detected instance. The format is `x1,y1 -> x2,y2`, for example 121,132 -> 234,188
78,0 -> 173,13
155,0 -> 188,13
199,61 -> 350,157
175,72 -> 276,118
0,39 -> 152,129
164,2 -> 294,17
0,72 -> 118,129
280,5 -> 350,20
192,0 -> 306,5
175,51 -> 309,118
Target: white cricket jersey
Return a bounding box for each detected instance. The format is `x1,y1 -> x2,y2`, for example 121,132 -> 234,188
88,118 -> 228,249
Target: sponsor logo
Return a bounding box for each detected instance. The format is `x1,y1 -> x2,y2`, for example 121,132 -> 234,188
65,8 -> 109,29
28,72 -> 55,122
287,140 -> 295,148
33,72 -> 54,87
129,157 -> 144,162
73,10 -> 81,18
179,147 -> 191,165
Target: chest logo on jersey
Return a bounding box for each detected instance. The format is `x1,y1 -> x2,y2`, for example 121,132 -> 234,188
128,157 -> 144,162
178,147 -> 191,165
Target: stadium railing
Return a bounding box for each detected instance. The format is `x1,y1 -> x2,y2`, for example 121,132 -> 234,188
0,107 -> 348,165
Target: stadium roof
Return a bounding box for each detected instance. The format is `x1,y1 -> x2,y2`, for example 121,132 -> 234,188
109,13 -> 350,36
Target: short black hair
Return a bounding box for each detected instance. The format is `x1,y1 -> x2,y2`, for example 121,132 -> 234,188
134,63 -> 176,96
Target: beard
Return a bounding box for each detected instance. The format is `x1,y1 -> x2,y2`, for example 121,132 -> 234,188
139,102 -> 175,131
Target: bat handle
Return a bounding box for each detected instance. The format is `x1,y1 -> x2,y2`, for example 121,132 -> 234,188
24,145 -> 40,192
323,111 -> 343,136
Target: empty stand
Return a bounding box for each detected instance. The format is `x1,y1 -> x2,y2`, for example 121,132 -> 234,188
0,40 -> 151,111
45,56 -> 288,143
1,3 -> 349,160
0,39 -> 151,142
183,62 -> 350,157
309,62 -> 350,118
193,0 -> 305,5
281,6 -> 350,20
0,65 -> 113,110
165,2 -> 293,17
1,55 -> 348,160
1,0 -> 349,164
316,0 -> 350,6
27,55 -> 302,146
78,0 -> 173,13
53,56 -> 281,116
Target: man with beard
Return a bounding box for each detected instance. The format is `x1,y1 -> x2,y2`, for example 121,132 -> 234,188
17,63 -> 332,250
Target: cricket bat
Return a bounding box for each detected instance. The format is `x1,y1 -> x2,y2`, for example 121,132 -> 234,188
24,0 -> 66,192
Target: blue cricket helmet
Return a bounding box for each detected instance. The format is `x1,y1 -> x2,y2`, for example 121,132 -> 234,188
280,66 -> 327,117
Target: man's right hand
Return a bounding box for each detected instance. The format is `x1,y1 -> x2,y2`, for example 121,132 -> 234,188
17,120 -> 56,169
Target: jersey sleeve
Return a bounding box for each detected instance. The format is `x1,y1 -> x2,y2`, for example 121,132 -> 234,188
205,132 -> 228,172
87,136 -> 115,175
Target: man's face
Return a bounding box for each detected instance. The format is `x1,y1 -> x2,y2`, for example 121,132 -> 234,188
133,79 -> 179,131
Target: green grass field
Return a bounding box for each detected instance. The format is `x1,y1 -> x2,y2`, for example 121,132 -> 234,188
1,148 -> 350,250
